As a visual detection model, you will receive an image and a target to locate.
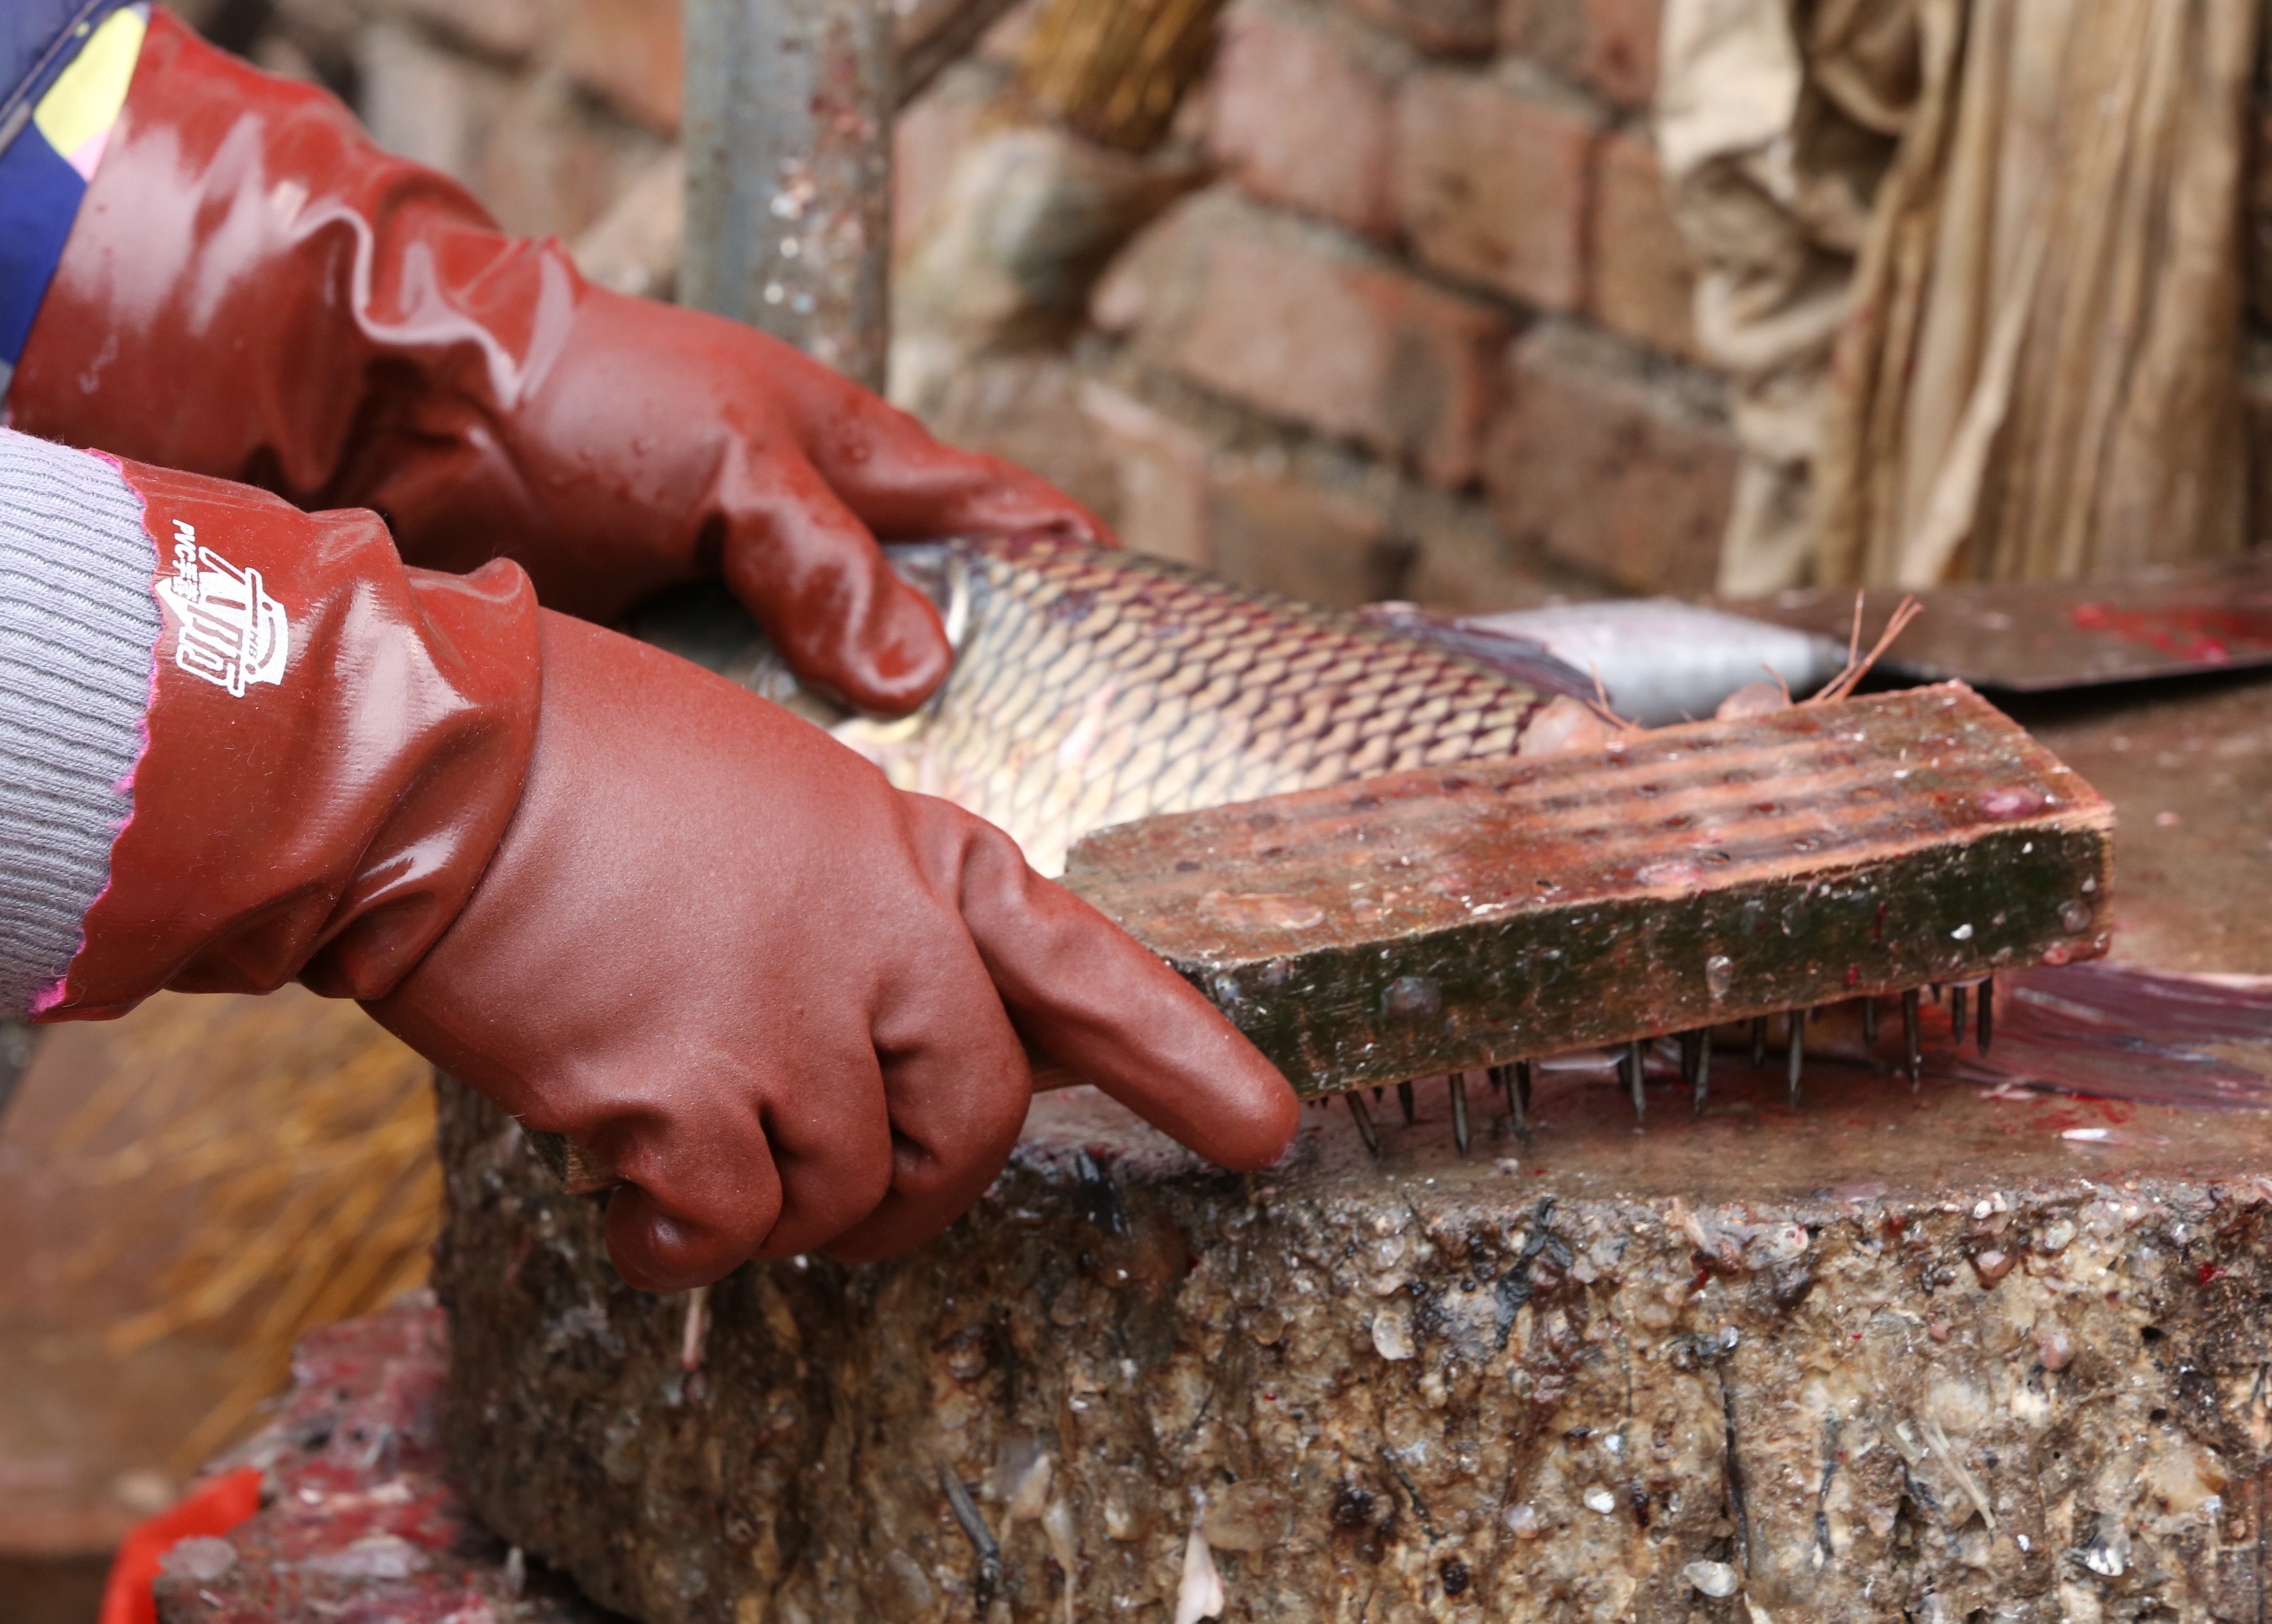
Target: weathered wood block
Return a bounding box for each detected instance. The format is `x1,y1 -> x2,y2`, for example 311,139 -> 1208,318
437,1062 -> 2272,1624
1064,684 -> 2114,1092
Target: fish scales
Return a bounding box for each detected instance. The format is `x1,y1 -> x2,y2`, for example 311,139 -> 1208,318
643,535 -> 1582,877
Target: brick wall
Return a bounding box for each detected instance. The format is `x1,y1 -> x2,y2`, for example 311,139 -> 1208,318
222,0 -> 1740,608
149,0 -> 2272,602
1067,0 -> 1736,606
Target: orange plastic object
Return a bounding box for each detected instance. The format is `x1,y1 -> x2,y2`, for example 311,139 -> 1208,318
99,1467 -> 263,1624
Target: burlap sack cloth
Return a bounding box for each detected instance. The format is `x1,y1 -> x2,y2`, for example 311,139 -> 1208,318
1659,0 -> 2259,593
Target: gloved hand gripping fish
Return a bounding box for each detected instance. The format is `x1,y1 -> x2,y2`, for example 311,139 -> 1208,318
616,534 -> 2114,1167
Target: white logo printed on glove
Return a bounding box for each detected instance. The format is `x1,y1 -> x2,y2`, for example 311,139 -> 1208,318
155,520 -> 291,697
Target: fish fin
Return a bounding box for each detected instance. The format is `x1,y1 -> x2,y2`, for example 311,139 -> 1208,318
1359,602 -> 1595,701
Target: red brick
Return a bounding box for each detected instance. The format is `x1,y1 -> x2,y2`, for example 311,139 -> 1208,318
1207,2 -> 1400,238
1081,380 -> 1218,566
893,63 -> 998,249
370,0 -> 545,61
1497,0 -> 1586,76
1396,66 -> 1603,313
1577,0 -> 1660,110
2250,108 -> 2272,328
1207,454 -> 1407,606
1589,128 -> 1697,359
559,0 -> 683,133
1498,0 -> 1658,109
1482,323 -> 1737,594
1094,190 -> 1509,485
474,79 -> 644,241
1340,0 -> 1497,55
1398,483 -> 1613,608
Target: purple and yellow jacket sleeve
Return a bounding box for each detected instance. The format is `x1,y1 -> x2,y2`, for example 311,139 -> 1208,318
0,0 -> 145,404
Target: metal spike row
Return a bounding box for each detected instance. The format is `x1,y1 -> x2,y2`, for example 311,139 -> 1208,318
1902,989 -> 1922,1089
1346,1090 -> 1382,1157
1786,1010 -> 1805,1106
1338,968 -> 1985,1153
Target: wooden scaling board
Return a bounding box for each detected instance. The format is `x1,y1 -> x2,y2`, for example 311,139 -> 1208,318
1061,684 -> 2115,1095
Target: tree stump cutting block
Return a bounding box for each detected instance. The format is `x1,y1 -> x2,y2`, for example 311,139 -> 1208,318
437,1063 -> 2272,1624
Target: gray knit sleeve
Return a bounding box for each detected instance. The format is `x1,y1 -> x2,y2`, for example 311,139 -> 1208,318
0,429 -> 158,1019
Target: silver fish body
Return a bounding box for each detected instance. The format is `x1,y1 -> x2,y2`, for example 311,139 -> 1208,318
632,535 -> 1584,875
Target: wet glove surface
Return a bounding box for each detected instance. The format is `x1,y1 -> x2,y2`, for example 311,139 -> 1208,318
366,615 -> 1299,1288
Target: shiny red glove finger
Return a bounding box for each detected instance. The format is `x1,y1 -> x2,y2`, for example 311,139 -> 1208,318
903,794 -> 1299,1168
819,796 -> 1300,1263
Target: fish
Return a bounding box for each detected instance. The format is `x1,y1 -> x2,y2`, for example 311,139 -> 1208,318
630,533 -> 1594,877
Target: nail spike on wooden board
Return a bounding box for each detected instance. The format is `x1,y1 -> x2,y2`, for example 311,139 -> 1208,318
1345,1089 -> 1382,1158
1691,1029 -> 1712,1115
1862,996 -> 1878,1048
1494,1061 -> 1533,1142
1449,1073 -> 1472,1158
1786,1011 -> 1806,1105
1978,978 -> 1995,1055
1396,1080 -> 1416,1125
1952,984 -> 1969,1045
1751,1018 -> 1769,1070
1903,990 -> 1923,1089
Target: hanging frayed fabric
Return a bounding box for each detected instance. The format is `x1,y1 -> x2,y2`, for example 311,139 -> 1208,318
1658,0 -> 2258,591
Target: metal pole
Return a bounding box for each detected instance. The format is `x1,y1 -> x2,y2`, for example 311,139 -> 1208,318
682,0 -> 894,392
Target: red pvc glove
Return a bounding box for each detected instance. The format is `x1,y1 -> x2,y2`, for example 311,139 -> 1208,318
99,1469 -> 263,1624
12,9 -> 1109,716
45,457 -> 1297,1287
367,614 -> 1298,1281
